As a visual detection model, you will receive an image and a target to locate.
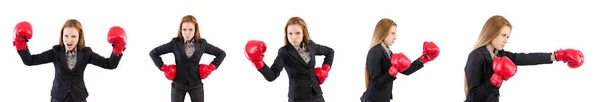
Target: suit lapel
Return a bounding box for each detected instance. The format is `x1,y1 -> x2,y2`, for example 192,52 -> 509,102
308,44 -> 316,65
189,42 -> 201,60
478,47 -> 493,64
376,44 -> 391,61
57,48 -> 70,71
174,39 -> 188,59
72,52 -> 84,71
306,43 -> 317,67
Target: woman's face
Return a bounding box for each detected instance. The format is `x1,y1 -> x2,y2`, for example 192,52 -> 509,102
62,27 -> 79,51
181,22 -> 195,41
286,24 -> 303,46
490,26 -> 511,50
383,26 -> 397,46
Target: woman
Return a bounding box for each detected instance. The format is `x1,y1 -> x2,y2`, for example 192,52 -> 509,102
149,15 -> 226,102
244,16 -> 335,102
463,15 -> 584,102
360,18 -> 440,102
13,19 -> 126,102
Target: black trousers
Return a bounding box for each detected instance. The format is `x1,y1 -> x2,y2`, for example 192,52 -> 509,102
51,93 -> 86,102
465,90 -> 500,102
288,96 -> 325,102
288,88 -> 325,102
171,82 -> 204,102
361,100 -> 375,102
359,96 -> 383,102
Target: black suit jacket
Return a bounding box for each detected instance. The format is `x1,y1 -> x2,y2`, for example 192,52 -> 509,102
464,46 -> 553,102
17,45 -> 122,101
257,40 -> 334,99
149,38 -> 226,86
360,44 -> 424,102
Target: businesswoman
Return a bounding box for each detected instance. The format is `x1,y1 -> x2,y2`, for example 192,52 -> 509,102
244,16 -> 335,102
13,19 -> 126,102
149,15 -> 227,102
360,18 -> 440,102
463,15 -> 584,102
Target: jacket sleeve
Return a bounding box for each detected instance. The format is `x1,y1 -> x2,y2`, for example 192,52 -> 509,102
314,43 -> 334,66
399,59 -> 425,75
465,52 -> 495,101
149,41 -> 174,70
17,47 -> 54,66
203,42 -> 226,68
257,48 -> 286,82
366,48 -> 396,88
88,48 -> 122,69
501,51 -> 553,66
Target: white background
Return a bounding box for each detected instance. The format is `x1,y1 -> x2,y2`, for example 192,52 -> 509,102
1,0 -> 598,102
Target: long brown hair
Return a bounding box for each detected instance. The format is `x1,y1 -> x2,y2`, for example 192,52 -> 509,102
464,15 -> 512,96
284,17 -> 311,46
177,15 -> 201,40
472,15 -> 512,50
365,18 -> 397,88
59,19 -> 85,51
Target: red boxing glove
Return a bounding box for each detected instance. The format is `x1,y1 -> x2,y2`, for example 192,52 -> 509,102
490,73 -> 503,87
107,26 -> 127,55
245,40 -> 267,69
554,49 -> 584,68
493,56 -> 517,80
161,64 -> 177,81
490,56 -> 517,87
389,66 -> 400,77
419,41 -> 440,64
13,21 -> 32,51
314,64 -> 331,85
389,53 -> 412,77
199,63 -> 216,79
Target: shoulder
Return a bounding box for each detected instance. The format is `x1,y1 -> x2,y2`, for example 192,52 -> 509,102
308,40 -> 316,45
197,38 -> 208,44
497,49 -> 514,56
50,45 -> 62,53
308,40 -> 328,47
468,49 -> 482,57
366,45 -> 384,58
278,46 -> 288,54
467,47 -> 485,60
368,45 -> 382,54
52,45 -> 61,50
278,46 -> 287,51
198,38 -> 207,43
170,37 -> 180,43
81,47 -> 93,53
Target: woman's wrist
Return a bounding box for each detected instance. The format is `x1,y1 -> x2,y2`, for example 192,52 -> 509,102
551,53 -> 556,62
